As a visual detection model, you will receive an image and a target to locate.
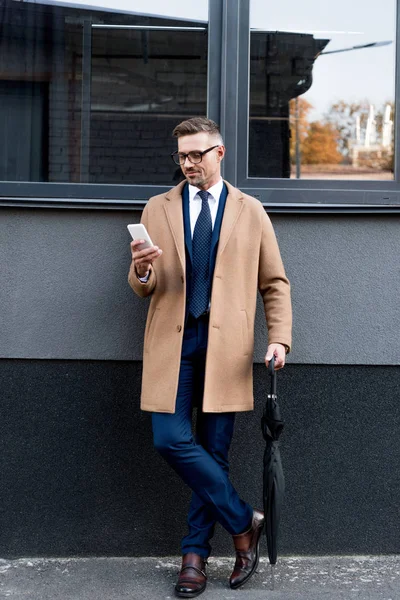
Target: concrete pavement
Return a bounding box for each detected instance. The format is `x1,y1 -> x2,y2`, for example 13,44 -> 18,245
0,555 -> 399,599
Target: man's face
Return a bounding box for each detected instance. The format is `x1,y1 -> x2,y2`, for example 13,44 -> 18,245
178,132 -> 225,190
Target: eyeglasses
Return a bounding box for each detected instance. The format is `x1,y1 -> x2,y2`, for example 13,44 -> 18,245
171,145 -> 220,166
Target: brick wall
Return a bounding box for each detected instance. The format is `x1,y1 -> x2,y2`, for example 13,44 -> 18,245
1,3 -> 207,185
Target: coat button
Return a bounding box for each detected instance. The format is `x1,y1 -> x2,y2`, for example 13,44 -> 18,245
180,276 -> 184,283
177,325 -> 182,332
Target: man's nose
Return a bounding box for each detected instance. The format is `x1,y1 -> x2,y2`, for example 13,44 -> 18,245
183,155 -> 192,167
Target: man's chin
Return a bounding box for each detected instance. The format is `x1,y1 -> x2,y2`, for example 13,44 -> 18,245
185,172 -> 202,185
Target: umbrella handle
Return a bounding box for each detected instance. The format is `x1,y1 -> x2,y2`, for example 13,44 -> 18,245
268,355 -> 275,376
268,355 -> 277,396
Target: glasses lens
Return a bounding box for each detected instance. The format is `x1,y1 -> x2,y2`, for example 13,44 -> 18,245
188,152 -> 202,164
171,153 -> 182,165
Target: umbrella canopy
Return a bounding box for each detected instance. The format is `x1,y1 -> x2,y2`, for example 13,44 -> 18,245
261,355 -> 285,584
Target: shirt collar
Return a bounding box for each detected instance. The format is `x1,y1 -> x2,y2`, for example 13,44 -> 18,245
188,179 -> 224,203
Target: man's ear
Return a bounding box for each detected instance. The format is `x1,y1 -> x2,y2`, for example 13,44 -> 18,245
217,145 -> 226,161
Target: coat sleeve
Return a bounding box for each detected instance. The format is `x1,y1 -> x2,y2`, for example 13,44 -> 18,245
128,202 -> 157,298
258,208 -> 292,352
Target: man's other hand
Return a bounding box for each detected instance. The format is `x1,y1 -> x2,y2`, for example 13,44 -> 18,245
130,240 -> 162,278
265,343 -> 287,370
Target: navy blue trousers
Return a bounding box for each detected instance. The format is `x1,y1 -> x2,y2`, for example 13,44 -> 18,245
152,314 -> 253,559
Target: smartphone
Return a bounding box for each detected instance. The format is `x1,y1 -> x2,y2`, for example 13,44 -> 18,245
127,224 -> 154,250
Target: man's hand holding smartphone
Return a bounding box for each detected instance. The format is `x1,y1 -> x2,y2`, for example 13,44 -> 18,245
128,224 -> 162,278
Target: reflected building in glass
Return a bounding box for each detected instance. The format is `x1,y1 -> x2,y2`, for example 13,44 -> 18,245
249,31 -> 329,178
0,1 -> 207,185
249,0 -> 396,181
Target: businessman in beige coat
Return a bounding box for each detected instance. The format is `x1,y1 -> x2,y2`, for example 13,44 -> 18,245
129,117 -> 292,597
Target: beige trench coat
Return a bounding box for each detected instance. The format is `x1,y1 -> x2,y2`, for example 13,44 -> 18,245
128,180 -> 292,413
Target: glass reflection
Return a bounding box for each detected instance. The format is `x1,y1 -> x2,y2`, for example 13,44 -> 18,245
0,1 -> 207,184
89,26 -> 207,184
249,0 -> 396,180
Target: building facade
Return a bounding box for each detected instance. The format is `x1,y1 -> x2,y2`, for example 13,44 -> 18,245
1,0 -> 399,557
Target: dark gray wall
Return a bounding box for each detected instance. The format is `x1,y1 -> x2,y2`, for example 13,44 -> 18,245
1,359 -> 399,558
1,208 -> 399,364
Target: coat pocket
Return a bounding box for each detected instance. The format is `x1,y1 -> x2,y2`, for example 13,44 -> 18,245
240,309 -> 250,356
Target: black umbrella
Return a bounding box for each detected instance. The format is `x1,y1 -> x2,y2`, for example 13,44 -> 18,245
261,355 -> 285,589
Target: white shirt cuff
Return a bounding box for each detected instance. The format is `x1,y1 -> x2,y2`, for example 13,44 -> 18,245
137,271 -> 150,283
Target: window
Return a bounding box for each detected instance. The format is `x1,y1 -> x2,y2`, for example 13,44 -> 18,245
0,1 -> 208,185
0,81 -> 48,181
249,0 -> 396,181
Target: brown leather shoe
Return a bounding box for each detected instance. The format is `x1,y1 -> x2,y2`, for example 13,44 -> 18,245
175,552 -> 207,598
229,509 -> 265,589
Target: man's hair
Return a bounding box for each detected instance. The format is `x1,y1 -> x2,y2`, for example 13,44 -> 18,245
172,117 -> 224,144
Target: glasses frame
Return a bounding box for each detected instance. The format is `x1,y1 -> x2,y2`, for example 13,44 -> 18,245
171,145 -> 220,166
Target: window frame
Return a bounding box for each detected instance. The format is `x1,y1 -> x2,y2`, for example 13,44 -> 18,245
232,0 -> 400,212
1,0 -> 400,213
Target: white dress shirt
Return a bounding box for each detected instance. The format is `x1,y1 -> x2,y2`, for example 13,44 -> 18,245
188,179 -> 224,236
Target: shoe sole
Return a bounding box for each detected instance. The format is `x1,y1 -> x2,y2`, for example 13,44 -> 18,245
175,585 -> 206,598
229,522 -> 264,590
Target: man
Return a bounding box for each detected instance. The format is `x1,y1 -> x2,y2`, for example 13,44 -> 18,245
128,117 -> 292,597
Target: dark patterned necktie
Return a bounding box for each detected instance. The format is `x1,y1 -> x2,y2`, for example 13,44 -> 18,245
189,190 -> 212,318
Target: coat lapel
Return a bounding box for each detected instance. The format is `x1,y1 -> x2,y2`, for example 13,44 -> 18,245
163,181 -> 186,273
217,181 -> 244,256
162,180 -> 244,274
182,183 -> 192,265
